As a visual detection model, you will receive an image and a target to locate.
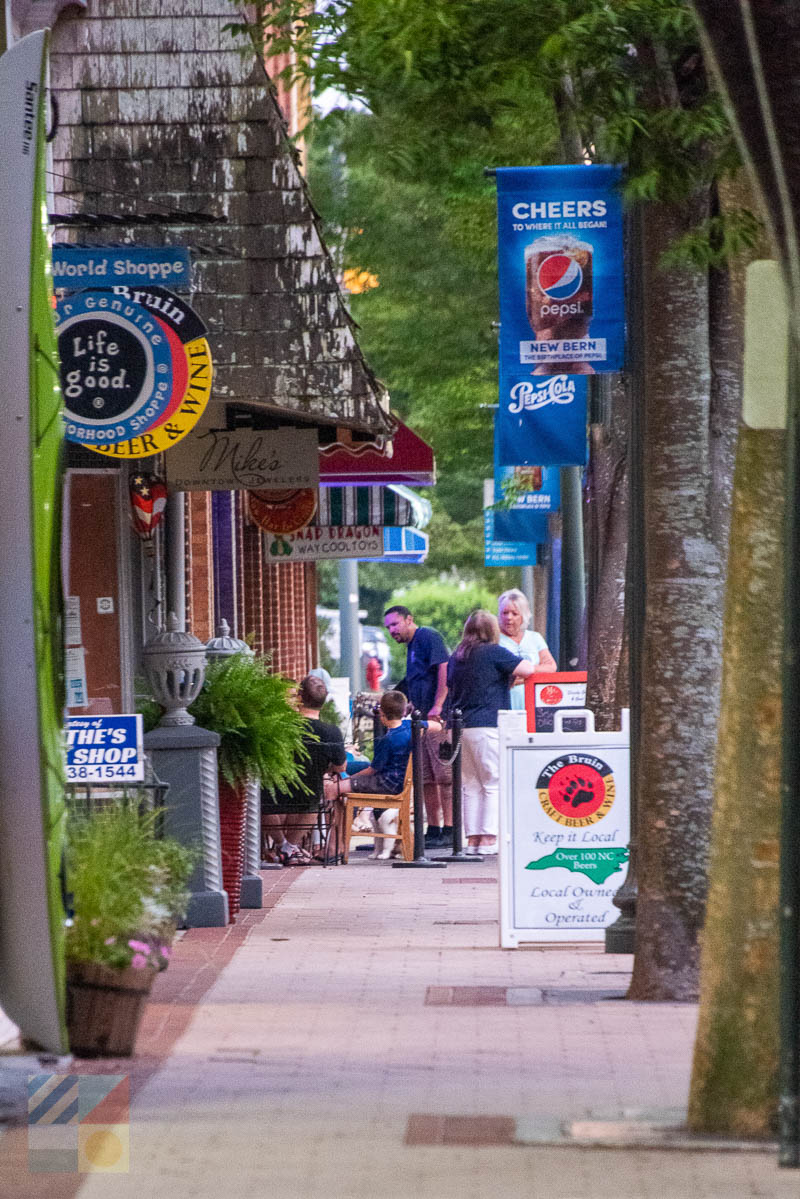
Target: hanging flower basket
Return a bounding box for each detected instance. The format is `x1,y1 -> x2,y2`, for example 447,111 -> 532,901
66,961 -> 157,1058
218,778 -> 248,921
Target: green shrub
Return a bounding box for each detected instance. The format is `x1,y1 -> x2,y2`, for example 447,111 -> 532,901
188,652 -> 308,791
66,798 -> 195,972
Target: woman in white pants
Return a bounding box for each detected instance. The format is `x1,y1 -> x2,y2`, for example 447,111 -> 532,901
446,610 -> 535,853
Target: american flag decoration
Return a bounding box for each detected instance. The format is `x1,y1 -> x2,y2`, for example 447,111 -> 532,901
129,474 -> 168,542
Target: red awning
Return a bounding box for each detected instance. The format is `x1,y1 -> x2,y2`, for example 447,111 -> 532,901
319,415 -> 435,487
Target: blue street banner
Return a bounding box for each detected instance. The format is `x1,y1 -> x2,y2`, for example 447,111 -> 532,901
496,373 -> 588,467
483,478 -> 547,566
493,462 -> 560,543
484,507 -> 541,567
496,164 -> 624,377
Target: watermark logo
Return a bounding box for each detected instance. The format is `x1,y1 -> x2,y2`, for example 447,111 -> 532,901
27,1074 -> 129,1173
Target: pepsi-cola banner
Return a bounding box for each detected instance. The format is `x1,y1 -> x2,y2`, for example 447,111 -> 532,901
495,374 -> 588,467
496,164 -> 624,378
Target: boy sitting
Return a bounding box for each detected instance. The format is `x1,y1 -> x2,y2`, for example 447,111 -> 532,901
324,690 -> 440,858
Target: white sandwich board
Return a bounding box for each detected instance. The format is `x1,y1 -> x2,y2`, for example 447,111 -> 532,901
499,709 -> 630,946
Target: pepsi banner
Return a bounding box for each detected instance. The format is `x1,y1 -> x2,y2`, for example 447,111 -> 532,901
496,373 -> 588,467
496,164 -> 624,379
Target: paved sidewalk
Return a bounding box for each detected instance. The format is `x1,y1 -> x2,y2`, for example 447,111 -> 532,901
2,858 -> 795,1198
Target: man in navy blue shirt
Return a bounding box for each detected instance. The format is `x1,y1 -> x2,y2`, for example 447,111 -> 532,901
383,605 -> 453,847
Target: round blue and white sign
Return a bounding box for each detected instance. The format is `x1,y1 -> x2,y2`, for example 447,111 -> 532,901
56,290 -> 174,445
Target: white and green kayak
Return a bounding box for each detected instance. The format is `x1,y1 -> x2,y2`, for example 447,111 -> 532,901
0,30 -> 67,1053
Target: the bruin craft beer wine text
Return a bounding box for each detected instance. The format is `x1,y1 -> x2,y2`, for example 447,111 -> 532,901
524,235 -> 594,374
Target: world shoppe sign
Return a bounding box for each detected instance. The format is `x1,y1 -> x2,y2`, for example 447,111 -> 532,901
56,286 -> 212,456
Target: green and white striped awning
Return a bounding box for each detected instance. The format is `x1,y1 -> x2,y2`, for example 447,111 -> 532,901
314,485 -> 430,529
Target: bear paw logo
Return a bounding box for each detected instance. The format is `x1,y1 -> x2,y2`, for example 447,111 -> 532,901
559,776 -> 596,809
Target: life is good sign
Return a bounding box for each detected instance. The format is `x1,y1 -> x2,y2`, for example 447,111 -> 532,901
66,715 -> 144,782
498,710 -> 630,945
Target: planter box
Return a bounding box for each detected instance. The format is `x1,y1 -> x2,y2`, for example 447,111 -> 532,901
218,778 -> 247,922
66,961 -> 156,1058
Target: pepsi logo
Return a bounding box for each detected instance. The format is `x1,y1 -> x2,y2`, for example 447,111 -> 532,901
537,254 -> 583,300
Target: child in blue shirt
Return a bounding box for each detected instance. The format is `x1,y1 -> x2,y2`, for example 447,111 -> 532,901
325,690 -> 440,798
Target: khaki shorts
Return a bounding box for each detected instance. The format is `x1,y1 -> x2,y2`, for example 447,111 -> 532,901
421,727 -> 452,787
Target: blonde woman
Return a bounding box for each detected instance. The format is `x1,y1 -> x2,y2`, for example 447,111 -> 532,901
446,610 -> 535,853
497,588 -> 556,711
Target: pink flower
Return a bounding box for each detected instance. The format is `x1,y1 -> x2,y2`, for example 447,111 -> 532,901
159,946 -> 172,960
128,939 -> 150,953
130,953 -> 149,969
104,937 -> 116,945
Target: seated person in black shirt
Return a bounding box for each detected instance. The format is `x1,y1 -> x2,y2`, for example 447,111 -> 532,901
262,674 -> 347,865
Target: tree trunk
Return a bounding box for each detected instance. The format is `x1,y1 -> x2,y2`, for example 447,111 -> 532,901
688,427 -> 783,1135
586,375 -> 629,730
628,193 -> 731,1001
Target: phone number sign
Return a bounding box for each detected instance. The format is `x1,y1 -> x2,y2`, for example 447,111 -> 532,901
66,715 -> 145,782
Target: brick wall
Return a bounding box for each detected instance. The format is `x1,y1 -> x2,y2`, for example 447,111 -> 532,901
241,516 -> 265,654
263,561 -> 313,681
186,492 -> 214,643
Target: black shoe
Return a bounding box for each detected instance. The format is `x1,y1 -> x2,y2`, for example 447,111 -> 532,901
424,827 -> 443,848
438,826 -> 454,848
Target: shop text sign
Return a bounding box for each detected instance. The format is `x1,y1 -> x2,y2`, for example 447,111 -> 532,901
167,427 -> 319,490
53,247 -> 191,290
499,712 -> 630,944
264,524 -> 384,561
66,715 -> 144,782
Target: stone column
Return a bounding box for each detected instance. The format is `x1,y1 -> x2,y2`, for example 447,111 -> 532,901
145,724 -> 229,928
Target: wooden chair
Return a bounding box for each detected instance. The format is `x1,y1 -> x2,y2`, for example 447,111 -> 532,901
339,757 -> 414,863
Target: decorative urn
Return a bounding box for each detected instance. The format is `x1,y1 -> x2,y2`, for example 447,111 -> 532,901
142,613 -> 207,726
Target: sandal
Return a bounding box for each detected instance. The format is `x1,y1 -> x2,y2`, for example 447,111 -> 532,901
279,846 -> 313,866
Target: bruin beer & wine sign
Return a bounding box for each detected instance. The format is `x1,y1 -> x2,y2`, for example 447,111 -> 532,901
495,164 -> 624,379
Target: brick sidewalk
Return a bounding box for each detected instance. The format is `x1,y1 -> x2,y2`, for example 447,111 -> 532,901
2,858 -> 795,1198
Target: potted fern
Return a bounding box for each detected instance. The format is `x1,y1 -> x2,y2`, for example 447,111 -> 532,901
188,652 -> 307,918
65,797 -> 194,1057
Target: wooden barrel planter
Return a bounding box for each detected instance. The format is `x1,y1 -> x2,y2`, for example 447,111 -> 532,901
66,961 -> 156,1057
218,778 -> 247,921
